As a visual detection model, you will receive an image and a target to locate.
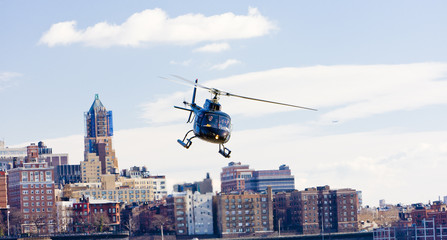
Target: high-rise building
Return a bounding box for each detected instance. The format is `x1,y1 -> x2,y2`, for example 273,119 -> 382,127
220,162 -> 254,193
245,164 -> 295,193
54,164 -> 81,185
221,162 -> 295,194
82,94 -> 118,182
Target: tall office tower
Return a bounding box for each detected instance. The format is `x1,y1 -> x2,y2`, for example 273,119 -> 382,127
220,162 -> 254,193
82,94 -> 118,182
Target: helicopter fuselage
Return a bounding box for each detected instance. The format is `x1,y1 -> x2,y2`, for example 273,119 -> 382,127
192,99 -> 231,144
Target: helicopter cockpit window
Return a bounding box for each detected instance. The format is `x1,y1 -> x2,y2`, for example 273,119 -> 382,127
203,114 -> 218,128
219,116 -> 231,130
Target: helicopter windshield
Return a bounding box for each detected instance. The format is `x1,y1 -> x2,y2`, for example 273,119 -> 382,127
219,116 -> 231,131
203,114 -> 219,128
202,114 -> 230,130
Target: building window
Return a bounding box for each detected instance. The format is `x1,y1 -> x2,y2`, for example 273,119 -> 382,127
22,172 -> 28,182
45,171 -> 52,181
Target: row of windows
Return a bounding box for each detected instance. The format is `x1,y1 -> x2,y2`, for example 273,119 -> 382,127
22,184 -> 52,188
23,195 -> 53,201
23,207 -> 53,213
225,215 -> 267,221
225,210 -> 268,215
23,201 -> 53,207
224,197 -> 266,203
22,190 -> 53,194
225,203 -> 267,209
74,208 -> 117,214
225,227 -> 268,233
21,171 -> 52,182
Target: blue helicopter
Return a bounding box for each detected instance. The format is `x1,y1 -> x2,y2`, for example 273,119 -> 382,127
167,75 -> 317,158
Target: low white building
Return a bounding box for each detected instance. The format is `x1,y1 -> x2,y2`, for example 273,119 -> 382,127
56,199 -> 76,233
170,190 -> 214,235
190,191 -> 214,235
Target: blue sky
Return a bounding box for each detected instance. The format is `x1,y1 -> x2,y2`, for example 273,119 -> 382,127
1,1 -> 447,207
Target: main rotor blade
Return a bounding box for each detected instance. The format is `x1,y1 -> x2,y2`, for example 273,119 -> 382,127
222,92 -> 317,111
170,75 -> 213,91
159,76 -> 195,88
166,75 -> 317,111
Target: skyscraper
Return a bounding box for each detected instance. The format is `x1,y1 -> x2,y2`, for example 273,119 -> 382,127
82,94 -> 118,182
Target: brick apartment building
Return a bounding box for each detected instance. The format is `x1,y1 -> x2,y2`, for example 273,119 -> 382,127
0,171 -> 7,209
7,161 -> 56,234
274,185 -> 358,234
214,187 -> 274,238
73,197 -> 120,232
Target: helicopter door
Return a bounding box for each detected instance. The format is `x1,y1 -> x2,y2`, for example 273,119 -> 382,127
194,112 -> 204,133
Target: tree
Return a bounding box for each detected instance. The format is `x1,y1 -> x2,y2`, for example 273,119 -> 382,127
8,207 -> 23,235
140,211 -> 174,233
91,212 -> 111,232
72,213 -> 88,233
124,215 -> 137,236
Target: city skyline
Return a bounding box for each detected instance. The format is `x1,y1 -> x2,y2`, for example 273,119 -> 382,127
1,1 -> 447,207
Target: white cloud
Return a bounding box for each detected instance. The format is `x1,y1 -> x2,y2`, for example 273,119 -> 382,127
193,42 -> 230,53
39,7 -> 276,47
0,72 -> 21,90
210,59 -> 241,70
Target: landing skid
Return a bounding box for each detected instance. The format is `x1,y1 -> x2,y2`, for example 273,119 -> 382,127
219,144 -> 231,158
178,130 -> 195,149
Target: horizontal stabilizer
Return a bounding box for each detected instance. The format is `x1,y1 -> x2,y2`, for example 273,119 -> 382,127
174,106 -> 193,112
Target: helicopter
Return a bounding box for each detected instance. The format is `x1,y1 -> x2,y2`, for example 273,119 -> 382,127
166,75 -> 317,158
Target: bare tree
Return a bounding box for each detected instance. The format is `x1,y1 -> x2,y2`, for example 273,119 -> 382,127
91,212 -> 111,232
8,207 -> 23,235
72,213 -> 90,233
124,214 -> 138,236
